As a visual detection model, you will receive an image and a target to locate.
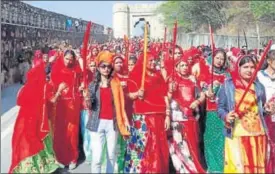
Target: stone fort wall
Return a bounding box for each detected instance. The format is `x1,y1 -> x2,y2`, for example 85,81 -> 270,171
1,1 -> 113,87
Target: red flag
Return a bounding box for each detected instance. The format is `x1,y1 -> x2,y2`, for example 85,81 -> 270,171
209,24 -> 215,88
163,26 -> 167,51
82,21 -> 92,88
124,35 -> 129,73
172,21 -> 178,79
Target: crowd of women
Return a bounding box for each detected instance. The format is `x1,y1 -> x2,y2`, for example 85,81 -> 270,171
8,36 -> 275,173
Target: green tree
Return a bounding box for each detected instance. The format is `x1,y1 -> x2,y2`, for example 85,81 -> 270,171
156,1 -> 227,32
249,1 -> 275,21
249,1 -> 275,49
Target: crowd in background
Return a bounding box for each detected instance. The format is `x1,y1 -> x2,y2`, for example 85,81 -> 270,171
8,35 -> 275,173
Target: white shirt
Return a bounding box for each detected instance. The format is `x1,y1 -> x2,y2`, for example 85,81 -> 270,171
75,21 -> 79,27
257,70 -> 275,101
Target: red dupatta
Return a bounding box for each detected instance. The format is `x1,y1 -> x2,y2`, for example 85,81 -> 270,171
9,63 -> 50,173
50,54 -> 83,93
164,45 -> 184,78
128,52 -> 167,114
113,54 -> 128,76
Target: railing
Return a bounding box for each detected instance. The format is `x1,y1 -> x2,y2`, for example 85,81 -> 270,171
166,33 -> 275,49
1,1 -> 107,35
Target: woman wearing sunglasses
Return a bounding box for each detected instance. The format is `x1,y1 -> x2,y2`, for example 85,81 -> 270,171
85,51 -> 130,173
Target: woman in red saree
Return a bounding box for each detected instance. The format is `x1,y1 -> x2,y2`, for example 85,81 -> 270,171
50,50 -> 82,170
128,55 -> 137,73
167,53 -> 206,173
162,45 -> 183,82
9,58 -> 59,173
124,52 -> 170,173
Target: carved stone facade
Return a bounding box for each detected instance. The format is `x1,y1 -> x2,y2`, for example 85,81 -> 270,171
112,2 -> 165,39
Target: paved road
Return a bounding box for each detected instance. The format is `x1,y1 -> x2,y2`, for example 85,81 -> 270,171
0,84 -> 91,173
1,83 -> 22,116
1,106 -> 91,173
0,84 -> 179,173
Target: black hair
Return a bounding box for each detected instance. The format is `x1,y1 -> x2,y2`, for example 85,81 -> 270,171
261,50 -> 275,70
64,50 -> 76,59
129,56 -> 137,64
214,48 -> 226,59
93,62 -> 114,89
267,50 -> 275,60
41,47 -> 49,54
214,48 -> 227,68
169,45 -> 182,55
113,55 -> 123,62
240,49 -> 246,56
239,55 -> 257,67
259,49 -> 264,54
202,46 -> 211,57
248,49 -> 256,54
101,44 -> 108,50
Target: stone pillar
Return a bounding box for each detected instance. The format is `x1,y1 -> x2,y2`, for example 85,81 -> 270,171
112,3 -> 129,38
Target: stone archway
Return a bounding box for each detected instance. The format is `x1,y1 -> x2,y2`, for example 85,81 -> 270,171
112,3 -> 165,39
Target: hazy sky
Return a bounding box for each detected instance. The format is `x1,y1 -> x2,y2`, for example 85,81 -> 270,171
24,1 -> 158,28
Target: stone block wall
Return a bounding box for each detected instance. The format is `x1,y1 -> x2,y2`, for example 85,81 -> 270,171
1,1 -> 113,88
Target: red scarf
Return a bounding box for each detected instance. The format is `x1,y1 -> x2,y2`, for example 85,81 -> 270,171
9,63 -> 50,173
128,52 -> 167,114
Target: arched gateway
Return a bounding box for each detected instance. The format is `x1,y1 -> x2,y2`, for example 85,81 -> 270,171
112,3 -> 165,39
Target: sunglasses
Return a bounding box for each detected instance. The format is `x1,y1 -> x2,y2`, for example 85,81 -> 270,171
99,64 -> 112,69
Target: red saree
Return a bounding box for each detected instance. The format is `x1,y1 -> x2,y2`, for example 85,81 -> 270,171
124,52 -> 169,173
168,73 -> 205,173
9,63 -> 57,173
50,56 -> 82,165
